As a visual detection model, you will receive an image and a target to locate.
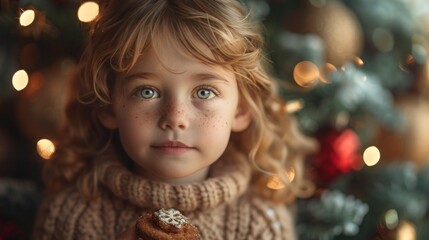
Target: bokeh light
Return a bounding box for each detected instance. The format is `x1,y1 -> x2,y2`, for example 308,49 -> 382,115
353,56 -> 364,67
293,61 -> 320,87
36,139 -> 56,160
266,175 -> 286,190
77,1 -> 99,23
285,99 -> 305,113
12,70 -> 29,91
397,221 -> 416,240
384,209 -> 399,230
363,146 -> 381,166
266,167 -> 296,190
19,9 -> 35,27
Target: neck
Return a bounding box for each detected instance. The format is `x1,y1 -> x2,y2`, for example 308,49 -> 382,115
135,166 -> 210,185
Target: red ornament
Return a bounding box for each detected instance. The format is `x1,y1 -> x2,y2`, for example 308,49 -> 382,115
312,128 -> 361,184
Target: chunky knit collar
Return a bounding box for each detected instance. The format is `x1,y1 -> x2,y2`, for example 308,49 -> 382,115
95,146 -> 251,212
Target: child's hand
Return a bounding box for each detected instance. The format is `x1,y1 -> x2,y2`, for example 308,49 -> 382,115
117,226 -> 138,240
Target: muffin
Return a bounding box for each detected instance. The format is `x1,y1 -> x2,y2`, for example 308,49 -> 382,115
135,208 -> 201,240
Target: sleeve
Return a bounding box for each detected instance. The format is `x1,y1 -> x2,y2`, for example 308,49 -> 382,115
248,197 -> 297,240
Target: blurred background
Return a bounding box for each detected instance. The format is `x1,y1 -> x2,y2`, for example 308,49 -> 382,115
1,0 -> 429,239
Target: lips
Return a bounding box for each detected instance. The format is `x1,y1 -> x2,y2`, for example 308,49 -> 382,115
152,141 -> 191,148
151,141 -> 194,155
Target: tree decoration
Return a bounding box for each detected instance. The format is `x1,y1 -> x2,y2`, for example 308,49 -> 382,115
296,190 -> 369,240
283,0 -> 363,67
333,161 -> 429,239
359,163 -> 427,221
374,95 -> 429,167
1,0 -> 429,239
312,128 -> 361,185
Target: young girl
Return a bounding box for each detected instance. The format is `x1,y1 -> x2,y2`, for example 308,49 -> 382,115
33,0 -> 316,239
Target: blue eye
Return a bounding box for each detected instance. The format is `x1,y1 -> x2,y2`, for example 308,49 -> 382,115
195,88 -> 216,99
138,87 -> 159,99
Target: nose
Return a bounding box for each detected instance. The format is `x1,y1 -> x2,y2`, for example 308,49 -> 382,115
158,100 -> 188,130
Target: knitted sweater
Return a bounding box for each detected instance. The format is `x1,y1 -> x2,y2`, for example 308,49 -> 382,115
33,149 -> 296,240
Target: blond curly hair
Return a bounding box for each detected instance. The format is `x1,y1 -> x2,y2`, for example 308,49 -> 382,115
44,0 -> 317,203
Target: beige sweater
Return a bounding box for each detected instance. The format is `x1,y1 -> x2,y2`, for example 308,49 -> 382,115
33,150 -> 296,240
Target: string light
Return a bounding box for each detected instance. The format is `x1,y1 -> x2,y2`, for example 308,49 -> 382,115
36,139 -> 56,160
19,9 -> 35,26
363,146 -> 380,166
77,1 -> 99,23
12,69 -> 29,91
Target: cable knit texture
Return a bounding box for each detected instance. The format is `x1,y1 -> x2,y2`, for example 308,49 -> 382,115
33,148 -> 296,239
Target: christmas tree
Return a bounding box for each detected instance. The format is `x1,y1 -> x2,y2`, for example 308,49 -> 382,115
1,0 -> 429,239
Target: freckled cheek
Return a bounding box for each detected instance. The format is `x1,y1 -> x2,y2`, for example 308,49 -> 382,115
199,110 -> 231,130
117,106 -> 159,127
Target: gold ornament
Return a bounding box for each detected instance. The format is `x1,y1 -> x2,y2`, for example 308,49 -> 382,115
284,1 -> 363,67
374,94 -> 429,167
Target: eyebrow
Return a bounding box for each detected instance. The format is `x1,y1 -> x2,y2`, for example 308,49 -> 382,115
190,72 -> 231,83
123,71 -> 231,84
123,72 -> 157,81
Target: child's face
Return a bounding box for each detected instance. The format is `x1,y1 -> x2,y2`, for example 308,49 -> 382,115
99,43 -> 250,183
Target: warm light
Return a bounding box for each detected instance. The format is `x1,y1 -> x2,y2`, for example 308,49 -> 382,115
363,146 -> 380,166
12,69 -> 29,91
266,168 -> 295,190
19,9 -> 35,26
78,1 -> 99,23
353,56 -> 364,67
267,176 -> 286,190
397,221 -> 416,240
285,99 -> 304,113
384,209 -> 399,230
37,139 -> 56,160
293,61 -> 320,87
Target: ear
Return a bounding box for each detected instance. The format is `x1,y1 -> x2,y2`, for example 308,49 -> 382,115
97,106 -> 118,129
231,101 -> 252,132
